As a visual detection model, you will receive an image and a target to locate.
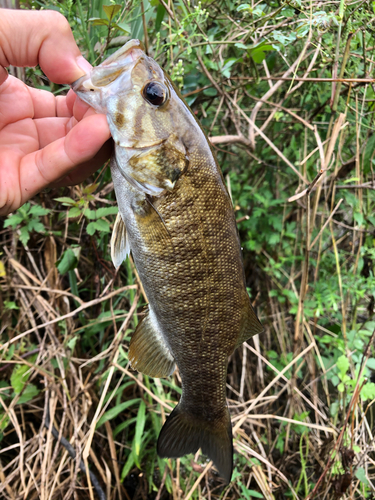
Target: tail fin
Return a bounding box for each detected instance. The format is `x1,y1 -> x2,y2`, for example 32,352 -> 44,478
157,404 -> 233,483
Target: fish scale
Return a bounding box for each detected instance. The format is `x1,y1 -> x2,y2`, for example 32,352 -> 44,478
72,39 -> 263,483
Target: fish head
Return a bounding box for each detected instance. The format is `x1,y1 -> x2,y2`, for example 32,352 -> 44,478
72,39 -> 195,195
72,39 -> 186,150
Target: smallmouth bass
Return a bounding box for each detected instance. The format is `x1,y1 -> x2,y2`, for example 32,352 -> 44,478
72,40 -> 263,483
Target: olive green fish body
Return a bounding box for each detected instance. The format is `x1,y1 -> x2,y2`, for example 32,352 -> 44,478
72,40 -> 263,483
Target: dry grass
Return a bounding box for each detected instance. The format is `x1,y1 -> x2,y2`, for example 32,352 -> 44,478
1,183 -> 375,498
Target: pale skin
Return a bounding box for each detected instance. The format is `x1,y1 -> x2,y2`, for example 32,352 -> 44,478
0,9 -> 112,217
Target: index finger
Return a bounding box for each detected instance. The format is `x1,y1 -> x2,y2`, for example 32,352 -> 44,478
0,9 -> 92,84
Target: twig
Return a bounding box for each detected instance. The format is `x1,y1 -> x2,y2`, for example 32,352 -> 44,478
0,285 -> 137,350
44,400 -> 106,500
309,199 -> 344,250
249,39 -> 311,148
233,343 -> 314,432
233,77 -> 375,83
306,327 -> 375,500
184,460 -> 213,500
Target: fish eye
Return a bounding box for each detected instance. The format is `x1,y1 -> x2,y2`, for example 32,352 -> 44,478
142,81 -> 167,106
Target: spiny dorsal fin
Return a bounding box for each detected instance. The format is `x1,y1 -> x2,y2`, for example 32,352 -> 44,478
129,307 -> 175,378
111,213 -> 130,269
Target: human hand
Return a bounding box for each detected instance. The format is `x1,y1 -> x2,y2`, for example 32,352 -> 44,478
0,9 -> 112,216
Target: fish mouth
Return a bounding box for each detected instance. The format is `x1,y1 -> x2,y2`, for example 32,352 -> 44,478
71,39 -> 145,95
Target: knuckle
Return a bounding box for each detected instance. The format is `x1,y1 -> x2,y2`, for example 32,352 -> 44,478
44,11 -> 71,35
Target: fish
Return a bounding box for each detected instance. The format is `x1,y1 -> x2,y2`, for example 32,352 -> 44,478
72,39 -> 263,483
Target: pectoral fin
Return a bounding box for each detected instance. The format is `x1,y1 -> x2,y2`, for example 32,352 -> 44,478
129,135 -> 189,194
111,213 -> 130,268
235,296 -> 264,350
129,307 -> 175,378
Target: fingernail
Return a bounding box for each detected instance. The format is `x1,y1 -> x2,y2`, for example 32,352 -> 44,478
76,56 -> 93,75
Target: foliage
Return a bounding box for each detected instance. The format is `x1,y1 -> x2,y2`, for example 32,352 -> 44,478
2,0 -> 375,499
3,202 -> 50,246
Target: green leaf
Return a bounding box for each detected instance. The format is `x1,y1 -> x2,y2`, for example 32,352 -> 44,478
112,22 -> 130,33
28,220 -> 45,233
96,207 -> 119,218
155,3 -> 165,32
4,301 -> 19,310
96,399 -> 141,428
20,202 -> 31,214
86,222 -> 97,236
54,197 -> 76,206
121,452 -> 135,481
251,48 -> 266,64
360,382 -> 375,401
272,30 -> 297,46
16,384 -> 39,405
71,245 -> 81,260
83,183 -> 99,195
56,249 -> 78,274
133,400 -> 146,466
203,87 -> 217,96
239,484 -> 252,500
237,4 -> 251,12
250,44 -> 275,64
89,18 -> 109,26
355,466 -> 369,485
84,209 -> 97,220
19,226 -> 30,246
354,211 -> 364,227
103,4 -> 121,20
337,355 -> 349,376
366,358 -> 375,370
67,336 -> 78,352
220,58 -> 240,78
29,205 -> 50,216
267,233 -> 280,245
0,413 -> 10,432
93,219 -> 110,232
235,42 -> 248,50
11,365 -> 31,394
113,417 -> 137,437
343,177 -> 360,184
247,491 -> 264,499
4,214 -> 24,228
330,401 -> 339,417
68,207 -> 82,218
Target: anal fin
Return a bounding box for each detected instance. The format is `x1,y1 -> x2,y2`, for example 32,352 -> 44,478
129,307 -> 175,378
111,213 -> 130,269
